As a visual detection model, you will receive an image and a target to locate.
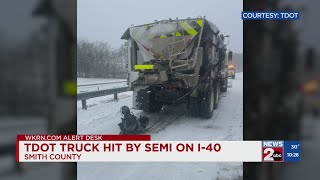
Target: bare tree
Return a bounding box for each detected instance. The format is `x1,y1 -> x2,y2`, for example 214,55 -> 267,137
77,39 -> 127,78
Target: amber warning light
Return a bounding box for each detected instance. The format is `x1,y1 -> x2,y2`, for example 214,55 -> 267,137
227,64 -> 235,69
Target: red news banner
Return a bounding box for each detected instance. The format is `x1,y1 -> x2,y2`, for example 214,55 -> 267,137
17,134 -> 261,162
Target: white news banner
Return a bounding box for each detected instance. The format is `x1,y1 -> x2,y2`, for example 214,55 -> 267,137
18,141 -> 262,162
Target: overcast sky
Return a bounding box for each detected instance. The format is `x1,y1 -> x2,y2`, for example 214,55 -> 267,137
78,0 -> 243,53
1,0 -> 317,54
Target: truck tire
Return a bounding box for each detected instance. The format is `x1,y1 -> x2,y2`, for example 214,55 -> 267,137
200,83 -> 215,118
145,95 -> 163,113
221,78 -> 228,92
213,81 -> 219,109
189,96 -> 200,117
137,89 -> 163,113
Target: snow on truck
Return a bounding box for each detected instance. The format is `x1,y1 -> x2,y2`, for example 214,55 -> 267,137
120,17 -> 233,120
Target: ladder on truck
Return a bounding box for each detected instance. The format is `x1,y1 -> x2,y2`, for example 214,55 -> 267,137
168,18 -> 192,70
168,16 -> 205,70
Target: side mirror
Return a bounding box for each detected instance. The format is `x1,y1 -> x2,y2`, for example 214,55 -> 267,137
228,51 -> 233,61
224,35 -> 230,45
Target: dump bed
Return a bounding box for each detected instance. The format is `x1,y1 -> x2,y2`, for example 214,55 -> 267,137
121,18 -> 222,63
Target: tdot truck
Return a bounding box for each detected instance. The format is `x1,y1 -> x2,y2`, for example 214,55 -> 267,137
121,17 -> 233,118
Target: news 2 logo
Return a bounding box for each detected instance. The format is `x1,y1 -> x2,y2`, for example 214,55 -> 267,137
262,141 -> 284,162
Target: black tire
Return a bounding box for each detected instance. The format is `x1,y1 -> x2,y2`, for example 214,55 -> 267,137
232,74 -> 235,79
145,96 -> 163,113
189,96 -> 200,117
200,83 -> 215,118
221,78 -> 228,92
137,89 -> 163,113
213,81 -> 219,109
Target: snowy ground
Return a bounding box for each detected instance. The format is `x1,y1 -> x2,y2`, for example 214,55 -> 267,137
77,73 -> 243,180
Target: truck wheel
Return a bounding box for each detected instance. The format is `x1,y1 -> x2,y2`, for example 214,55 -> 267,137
189,96 -> 200,117
145,95 -> 163,113
221,78 -> 228,92
200,84 -> 215,118
214,81 -> 219,109
137,89 -> 163,113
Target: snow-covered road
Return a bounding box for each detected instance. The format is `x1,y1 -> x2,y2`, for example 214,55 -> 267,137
77,73 -> 243,180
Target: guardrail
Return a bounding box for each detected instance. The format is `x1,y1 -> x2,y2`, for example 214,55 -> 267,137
77,81 -> 127,87
77,86 -> 130,110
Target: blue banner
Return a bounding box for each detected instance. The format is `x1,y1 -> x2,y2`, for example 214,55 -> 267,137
284,141 -> 301,162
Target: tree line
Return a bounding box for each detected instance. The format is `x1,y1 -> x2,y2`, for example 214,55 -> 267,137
77,39 -> 127,78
